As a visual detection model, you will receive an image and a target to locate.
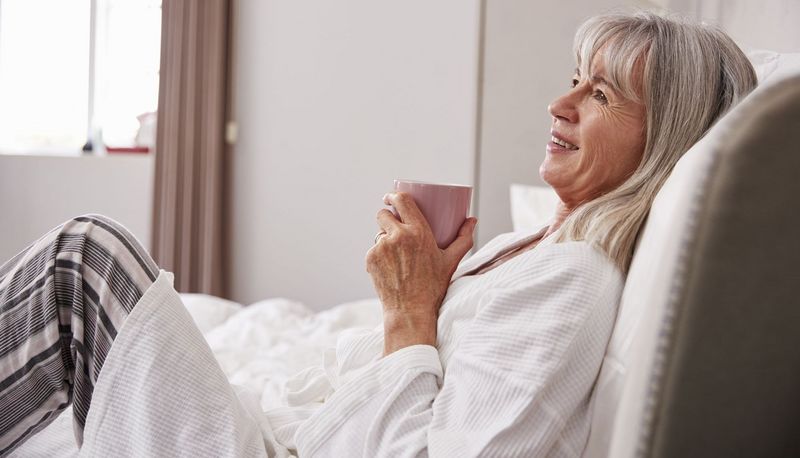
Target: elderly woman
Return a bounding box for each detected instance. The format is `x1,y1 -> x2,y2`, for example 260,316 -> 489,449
0,11 -> 756,458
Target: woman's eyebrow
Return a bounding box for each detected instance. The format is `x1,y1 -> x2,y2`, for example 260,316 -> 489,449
590,74 -> 619,93
574,69 -> 621,94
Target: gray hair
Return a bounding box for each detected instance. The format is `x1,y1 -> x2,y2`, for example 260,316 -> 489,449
554,11 -> 757,272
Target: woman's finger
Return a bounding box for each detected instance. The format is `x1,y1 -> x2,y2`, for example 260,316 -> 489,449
376,208 -> 401,233
444,217 -> 478,266
384,192 -> 428,228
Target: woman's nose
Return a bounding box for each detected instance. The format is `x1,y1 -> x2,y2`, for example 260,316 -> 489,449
548,90 -> 578,123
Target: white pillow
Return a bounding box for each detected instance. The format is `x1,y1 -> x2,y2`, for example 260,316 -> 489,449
179,293 -> 244,334
747,49 -> 800,84
509,183 -> 559,232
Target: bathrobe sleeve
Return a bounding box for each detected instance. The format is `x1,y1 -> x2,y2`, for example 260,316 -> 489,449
294,242 -> 623,457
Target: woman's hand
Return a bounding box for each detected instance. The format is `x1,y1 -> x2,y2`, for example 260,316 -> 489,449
366,192 -> 477,356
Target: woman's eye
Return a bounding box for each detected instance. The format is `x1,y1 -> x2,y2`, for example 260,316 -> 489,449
593,90 -> 608,104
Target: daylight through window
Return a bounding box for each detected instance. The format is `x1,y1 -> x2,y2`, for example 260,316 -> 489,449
0,0 -> 161,155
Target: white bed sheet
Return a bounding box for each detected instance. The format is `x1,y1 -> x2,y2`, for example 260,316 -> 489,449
202,296 -> 383,412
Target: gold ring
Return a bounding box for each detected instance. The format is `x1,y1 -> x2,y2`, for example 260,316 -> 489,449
374,231 -> 387,244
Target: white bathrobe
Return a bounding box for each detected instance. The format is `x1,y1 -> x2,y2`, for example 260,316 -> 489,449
76,230 -> 623,457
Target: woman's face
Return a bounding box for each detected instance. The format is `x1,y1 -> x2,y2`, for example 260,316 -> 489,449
539,46 -> 646,208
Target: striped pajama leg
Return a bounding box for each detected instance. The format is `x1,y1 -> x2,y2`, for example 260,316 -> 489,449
0,215 -> 159,456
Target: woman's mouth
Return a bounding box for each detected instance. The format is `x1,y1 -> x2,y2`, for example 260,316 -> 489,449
550,136 -> 579,150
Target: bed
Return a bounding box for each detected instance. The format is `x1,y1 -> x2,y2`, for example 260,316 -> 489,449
10,294 -> 384,457
12,50 -> 800,457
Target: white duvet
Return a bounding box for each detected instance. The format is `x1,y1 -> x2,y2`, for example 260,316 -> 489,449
10,292 -> 383,457
202,296 -> 383,413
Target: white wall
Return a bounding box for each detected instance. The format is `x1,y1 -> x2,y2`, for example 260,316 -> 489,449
230,0 -> 481,309
229,0 -> 796,309
666,0 -> 800,52
0,154 -> 154,262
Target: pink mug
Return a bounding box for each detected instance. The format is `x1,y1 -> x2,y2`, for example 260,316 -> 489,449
393,179 -> 473,249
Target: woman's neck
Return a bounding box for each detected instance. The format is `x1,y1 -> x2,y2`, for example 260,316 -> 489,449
543,201 -> 572,239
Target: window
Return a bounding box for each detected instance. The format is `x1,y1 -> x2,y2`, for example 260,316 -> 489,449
0,0 -> 161,155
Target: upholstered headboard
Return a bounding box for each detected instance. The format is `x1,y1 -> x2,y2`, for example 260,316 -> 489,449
584,59 -> 800,456
638,72 -> 800,458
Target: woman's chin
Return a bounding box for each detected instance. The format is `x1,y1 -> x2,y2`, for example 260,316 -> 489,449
539,163 -> 566,189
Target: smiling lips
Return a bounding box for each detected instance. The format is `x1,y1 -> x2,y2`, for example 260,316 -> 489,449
550,134 -> 579,150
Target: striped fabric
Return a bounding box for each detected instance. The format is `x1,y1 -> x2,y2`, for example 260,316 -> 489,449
0,215 -> 158,456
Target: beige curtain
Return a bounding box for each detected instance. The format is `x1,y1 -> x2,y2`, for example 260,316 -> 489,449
152,0 -> 231,296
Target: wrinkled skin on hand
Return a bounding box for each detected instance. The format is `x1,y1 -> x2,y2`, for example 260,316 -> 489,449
366,192 -> 477,355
